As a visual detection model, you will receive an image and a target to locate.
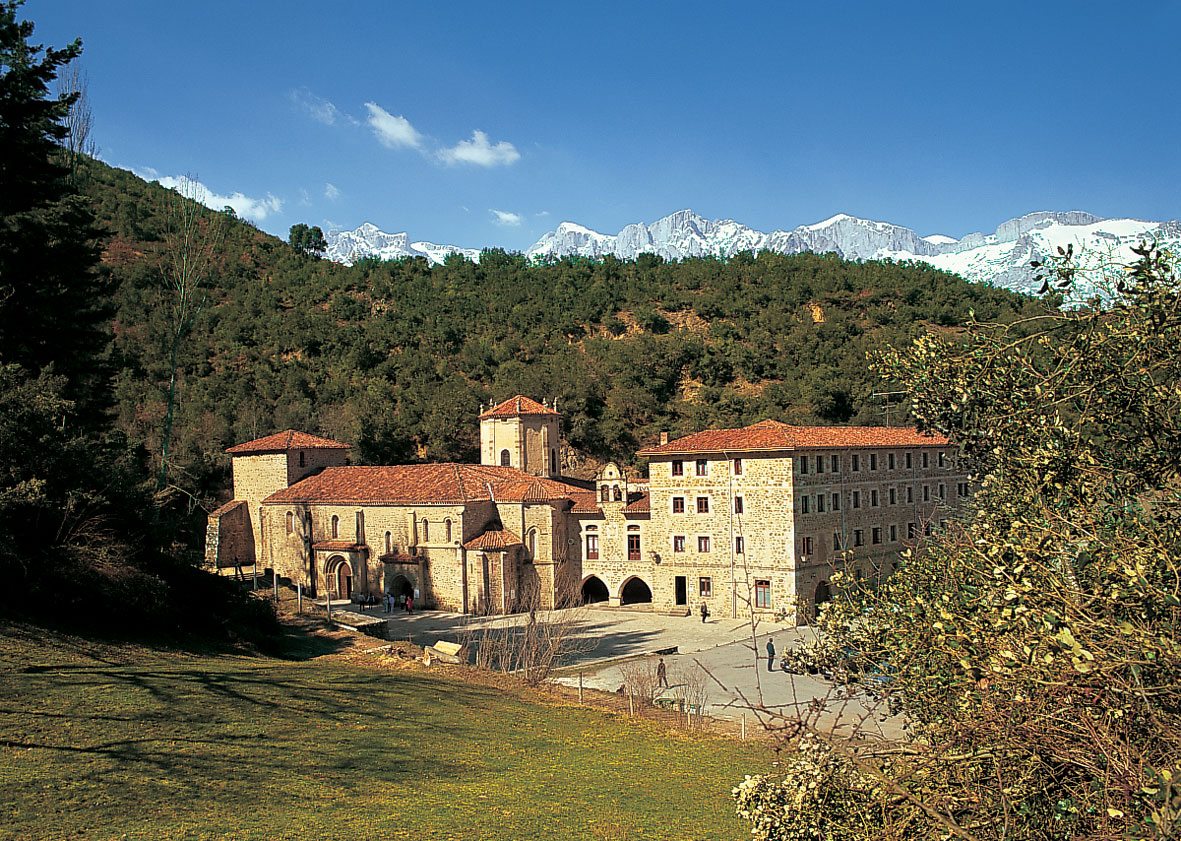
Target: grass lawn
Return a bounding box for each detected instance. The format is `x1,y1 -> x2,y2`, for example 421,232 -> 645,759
0,623 -> 769,841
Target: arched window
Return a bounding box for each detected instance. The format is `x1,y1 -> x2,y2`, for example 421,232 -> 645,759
286,511 -> 294,535
385,531 -> 392,554
500,449 -> 511,467
601,486 -> 609,502
527,528 -> 537,558
444,518 -> 453,543
613,485 -> 622,502
421,519 -> 429,542
330,515 -> 339,538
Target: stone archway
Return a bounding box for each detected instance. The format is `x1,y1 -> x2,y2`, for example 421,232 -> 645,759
580,575 -> 610,604
388,573 -> 414,600
620,576 -> 653,606
814,579 -> 832,620
326,555 -> 352,600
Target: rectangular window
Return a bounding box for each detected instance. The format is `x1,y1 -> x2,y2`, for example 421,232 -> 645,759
733,457 -> 743,475
696,459 -> 708,476
698,535 -> 711,553
735,535 -> 745,554
888,453 -> 896,470
699,577 -> 712,597
870,453 -> 878,471
815,455 -> 824,473
628,534 -> 641,560
696,496 -> 709,514
832,492 -> 841,511
833,532 -> 843,550
673,535 -> 685,552
734,496 -> 744,514
925,523 -> 934,537
586,535 -> 599,560
799,456 -> 809,475
922,451 -> 930,469
852,453 -> 860,472
755,580 -> 771,609
906,452 -> 913,469
854,529 -> 864,547
852,490 -> 861,509
816,493 -> 825,513
938,483 -> 946,500
672,496 -> 686,514
908,522 -> 918,539
889,487 -> 897,505
889,524 -> 897,542
831,454 -> 840,472
872,527 -> 882,545
939,451 -> 946,467
871,489 -> 879,507
800,495 -> 810,514
801,536 -> 814,555
907,486 -> 914,504
958,482 -> 969,497
923,485 -> 931,502
671,459 -> 683,476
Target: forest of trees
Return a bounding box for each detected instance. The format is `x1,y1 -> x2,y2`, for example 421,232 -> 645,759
75,158 -> 1041,548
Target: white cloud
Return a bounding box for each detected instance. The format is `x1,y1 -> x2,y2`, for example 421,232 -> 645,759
439,130 -> 520,167
290,88 -> 351,126
155,175 -> 283,221
490,209 -> 523,227
325,182 -> 341,200
535,210 -> 550,217
365,102 -> 424,149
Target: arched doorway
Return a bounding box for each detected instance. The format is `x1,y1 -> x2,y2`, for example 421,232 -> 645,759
581,576 -> 609,604
620,576 -> 653,605
327,556 -> 352,600
814,579 -> 832,620
388,574 -> 414,600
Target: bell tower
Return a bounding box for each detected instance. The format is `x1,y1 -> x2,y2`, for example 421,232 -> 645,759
479,395 -> 562,477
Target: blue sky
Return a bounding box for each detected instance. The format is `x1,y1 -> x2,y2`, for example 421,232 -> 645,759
28,0 -> 1181,250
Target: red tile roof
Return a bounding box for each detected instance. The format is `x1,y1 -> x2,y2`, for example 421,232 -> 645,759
569,491 -> 603,514
208,499 -> 247,518
623,492 -> 650,515
464,529 -> 523,551
637,419 -> 948,456
226,429 -> 350,455
263,463 -> 586,507
479,395 -> 560,419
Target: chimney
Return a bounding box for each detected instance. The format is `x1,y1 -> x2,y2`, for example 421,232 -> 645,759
660,432 -> 669,445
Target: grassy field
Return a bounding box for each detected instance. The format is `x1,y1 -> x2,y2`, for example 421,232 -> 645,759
0,622 -> 769,841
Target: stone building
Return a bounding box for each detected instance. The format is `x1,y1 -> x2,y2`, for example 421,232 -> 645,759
206,395 -> 967,623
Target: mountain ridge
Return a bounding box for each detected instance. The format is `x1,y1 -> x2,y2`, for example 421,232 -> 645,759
325,209 -> 1180,296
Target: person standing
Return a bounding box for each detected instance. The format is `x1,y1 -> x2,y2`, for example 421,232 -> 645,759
656,657 -> 668,689
406,594 -> 414,615
699,601 -> 709,623
766,638 -> 776,672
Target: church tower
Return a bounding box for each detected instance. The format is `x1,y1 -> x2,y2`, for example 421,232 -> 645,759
479,395 -> 562,478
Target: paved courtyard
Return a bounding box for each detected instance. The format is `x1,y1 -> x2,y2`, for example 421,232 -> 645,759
333,601 -> 904,740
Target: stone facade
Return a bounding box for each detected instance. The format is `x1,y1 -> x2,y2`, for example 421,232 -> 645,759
208,397 -> 969,624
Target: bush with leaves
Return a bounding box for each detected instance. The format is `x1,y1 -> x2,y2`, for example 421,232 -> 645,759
737,244 -> 1181,840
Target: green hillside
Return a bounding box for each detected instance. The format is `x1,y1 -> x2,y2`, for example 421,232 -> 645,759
79,159 -> 1041,522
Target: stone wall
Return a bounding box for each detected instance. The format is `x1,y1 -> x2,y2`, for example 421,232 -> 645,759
204,500 -> 254,570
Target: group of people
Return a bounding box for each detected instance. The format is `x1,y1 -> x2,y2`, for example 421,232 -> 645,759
385,591 -> 414,614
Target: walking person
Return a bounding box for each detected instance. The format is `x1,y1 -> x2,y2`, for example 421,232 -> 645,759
656,657 -> 668,689
766,638 -> 776,672
699,601 -> 709,623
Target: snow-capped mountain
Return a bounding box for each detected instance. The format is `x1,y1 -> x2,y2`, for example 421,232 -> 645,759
325,211 -> 1180,297
325,222 -> 480,265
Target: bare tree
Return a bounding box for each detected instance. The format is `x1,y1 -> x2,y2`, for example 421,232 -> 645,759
157,175 -> 223,490
460,592 -> 595,686
618,659 -> 661,706
56,58 -> 95,175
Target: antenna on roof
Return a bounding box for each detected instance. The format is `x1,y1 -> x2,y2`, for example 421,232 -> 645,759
870,390 -> 907,427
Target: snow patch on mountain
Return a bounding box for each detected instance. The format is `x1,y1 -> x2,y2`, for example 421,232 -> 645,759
324,209 -> 1180,298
